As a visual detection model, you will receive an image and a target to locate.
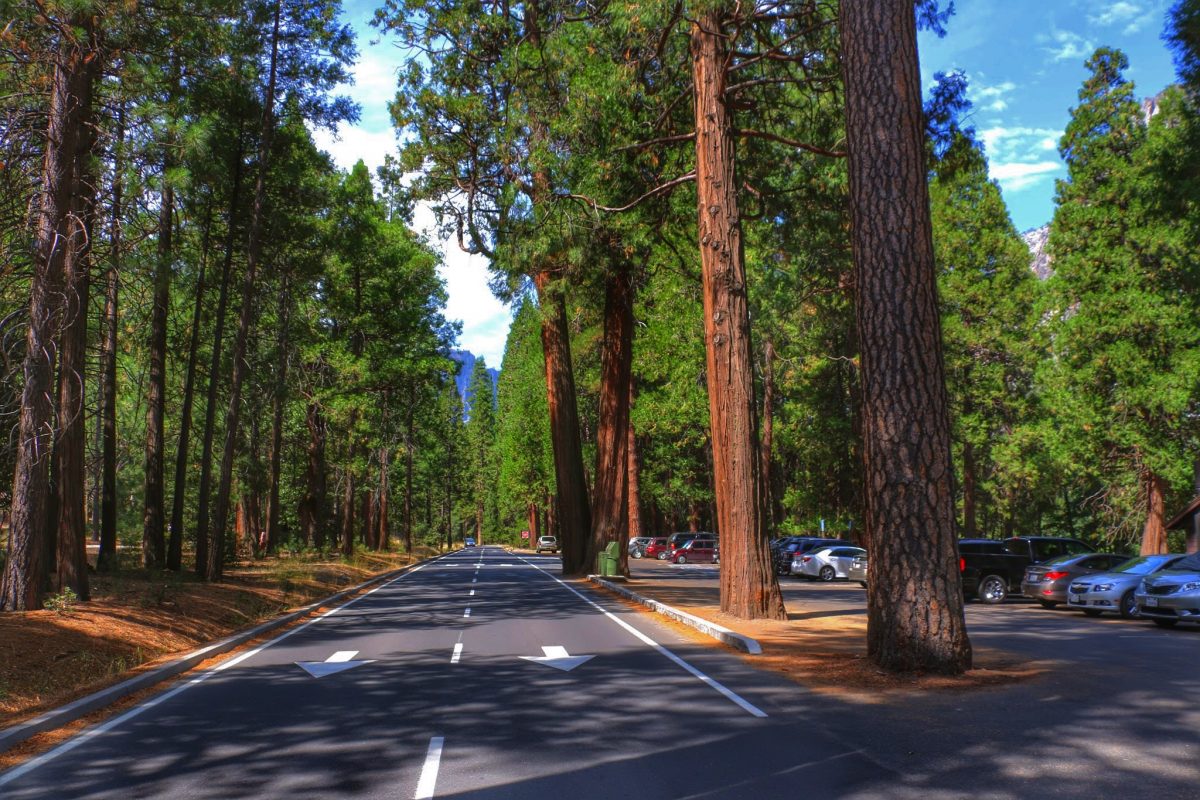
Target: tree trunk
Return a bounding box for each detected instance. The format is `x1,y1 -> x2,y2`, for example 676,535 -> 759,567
378,449 -> 390,550
1140,469 -> 1168,555
195,129 -> 244,579
207,0 -> 281,581
264,281 -> 291,553
533,271 -> 592,575
962,439 -> 977,538
840,0 -> 971,673
587,260 -> 635,575
627,382 -> 644,544
2,16 -> 94,611
98,103 -> 123,573
403,403 -> 414,552
300,400 -> 328,548
759,338 -> 776,539
341,472 -> 355,557
54,36 -> 100,601
168,204 -> 215,570
691,11 -> 786,620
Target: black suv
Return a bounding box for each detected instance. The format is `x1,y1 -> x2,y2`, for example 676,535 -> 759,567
960,536 -> 1094,604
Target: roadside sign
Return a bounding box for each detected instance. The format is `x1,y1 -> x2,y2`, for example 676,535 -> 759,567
521,530 -> 530,539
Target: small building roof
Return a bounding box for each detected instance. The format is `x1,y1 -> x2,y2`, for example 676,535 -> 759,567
1166,496 -> 1200,531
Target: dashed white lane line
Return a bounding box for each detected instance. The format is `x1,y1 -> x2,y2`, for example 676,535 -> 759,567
469,589 -> 475,597
414,736 -> 445,799
463,607 -> 471,618
518,556 -> 768,718
450,643 -> 463,664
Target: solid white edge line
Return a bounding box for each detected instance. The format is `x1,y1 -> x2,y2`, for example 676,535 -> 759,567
450,643 -> 463,664
518,556 -> 768,718
0,556 -> 441,787
415,736 -> 445,799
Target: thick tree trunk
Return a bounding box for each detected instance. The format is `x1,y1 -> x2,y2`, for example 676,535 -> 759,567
143,98 -> 178,570
195,132 -> 244,579
962,439 -> 978,538
533,271 -> 592,575
759,338 -> 776,538
403,404 -> 414,553
341,473 -> 355,557
627,382 -> 643,544
264,282 -> 291,553
691,11 -> 786,620
840,0 -> 972,673
587,261 -> 635,575
1140,470 -> 1168,555
54,40 -> 100,601
207,1 -> 281,581
300,400 -> 328,548
98,104 -> 123,573
2,17 -> 93,610
378,449 -> 390,551
168,205 -> 214,570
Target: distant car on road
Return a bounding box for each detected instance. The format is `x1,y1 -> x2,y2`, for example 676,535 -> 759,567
535,535 -> 558,554
1136,552 -> 1200,628
672,539 -> 718,564
1068,554 -> 1187,618
960,536 -> 1095,604
464,537 -> 476,547
1021,552 -> 1130,608
796,546 -> 866,581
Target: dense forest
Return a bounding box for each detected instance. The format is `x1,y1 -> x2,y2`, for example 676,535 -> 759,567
2,0 -> 1199,674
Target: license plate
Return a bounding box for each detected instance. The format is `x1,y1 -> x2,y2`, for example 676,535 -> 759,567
1026,572 -> 1038,582
1069,595 -> 1083,604
1145,597 -> 1158,607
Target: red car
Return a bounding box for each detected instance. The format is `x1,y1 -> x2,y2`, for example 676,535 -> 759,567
643,538 -> 671,560
672,539 -> 718,564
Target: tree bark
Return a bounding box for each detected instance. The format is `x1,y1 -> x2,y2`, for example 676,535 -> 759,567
1140,469 -> 1168,555
300,400 -> 328,548
627,381 -> 644,544
962,439 -> 977,538
691,10 -> 786,620
207,0 -> 281,580
587,261 -> 635,575
98,102 -> 123,573
2,16 -> 94,610
403,402 -> 414,552
54,33 -> 101,600
340,472 -> 355,557
377,449 -> 390,550
533,271 -> 592,575
759,338 -> 776,538
264,280 -> 291,553
168,204 -> 215,570
840,0 -> 972,673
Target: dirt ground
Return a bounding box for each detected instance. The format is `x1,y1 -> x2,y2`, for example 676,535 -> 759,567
0,548 -> 436,730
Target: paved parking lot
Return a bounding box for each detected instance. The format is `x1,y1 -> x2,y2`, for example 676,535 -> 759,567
627,557 -> 1200,799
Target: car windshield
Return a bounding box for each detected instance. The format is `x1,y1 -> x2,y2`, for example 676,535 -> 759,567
1040,553 -> 1080,566
1112,555 -> 1173,574
1166,551 -> 1200,572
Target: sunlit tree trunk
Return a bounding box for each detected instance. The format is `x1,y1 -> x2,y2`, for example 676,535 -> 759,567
1140,470 -> 1168,555
98,102 -> 124,573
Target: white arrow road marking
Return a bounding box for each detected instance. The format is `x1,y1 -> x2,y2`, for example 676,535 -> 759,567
296,650 -> 375,678
415,736 -> 444,799
519,645 -> 595,672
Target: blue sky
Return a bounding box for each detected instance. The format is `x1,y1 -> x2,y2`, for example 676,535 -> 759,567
313,0 -> 1184,365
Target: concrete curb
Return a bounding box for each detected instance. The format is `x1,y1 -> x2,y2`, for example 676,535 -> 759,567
0,552 -> 448,755
587,576 -> 763,655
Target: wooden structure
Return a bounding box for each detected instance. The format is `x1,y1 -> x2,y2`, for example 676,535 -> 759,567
1165,497 -> 1200,554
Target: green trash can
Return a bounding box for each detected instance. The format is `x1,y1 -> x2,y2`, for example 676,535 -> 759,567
596,541 -> 621,577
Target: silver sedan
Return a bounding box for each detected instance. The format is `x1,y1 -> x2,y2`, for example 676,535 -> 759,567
795,546 -> 867,581
1066,554 -> 1187,619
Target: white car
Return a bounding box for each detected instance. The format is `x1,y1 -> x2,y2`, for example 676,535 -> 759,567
795,546 -> 866,581
535,535 -> 558,554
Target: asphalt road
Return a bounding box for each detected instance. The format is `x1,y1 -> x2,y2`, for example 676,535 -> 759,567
633,558 -> 1200,799
0,546 -> 893,799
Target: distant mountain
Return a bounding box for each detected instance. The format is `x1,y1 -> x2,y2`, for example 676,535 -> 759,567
450,349 -> 499,417
1022,225 -> 1053,280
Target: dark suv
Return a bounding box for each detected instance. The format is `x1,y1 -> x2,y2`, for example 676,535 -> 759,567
960,536 -> 1094,604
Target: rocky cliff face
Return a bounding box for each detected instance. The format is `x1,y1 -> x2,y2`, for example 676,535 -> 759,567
1022,224 -> 1053,280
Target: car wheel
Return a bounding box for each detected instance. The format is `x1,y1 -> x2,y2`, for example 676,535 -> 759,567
818,566 -> 836,582
776,564 -> 790,576
677,555 -> 688,564
657,552 -> 668,560
1153,618 -> 1178,628
1119,590 -> 1139,620
1082,609 -> 1103,617
978,575 -> 1008,604
1038,600 -> 1058,609
859,581 -> 868,588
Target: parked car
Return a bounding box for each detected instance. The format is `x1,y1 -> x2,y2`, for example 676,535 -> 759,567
773,538 -> 853,576
628,536 -> 654,558
1022,552 -> 1130,608
1135,552 -> 1200,628
667,531 -> 716,550
672,539 -> 718,564
795,546 -> 867,581
1068,554 -> 1187,618
644,538 -> 672,560
960,536 -> 1095,604
535,535 -> 559,554
464,537 -> 476,547
848,554 -> 868,587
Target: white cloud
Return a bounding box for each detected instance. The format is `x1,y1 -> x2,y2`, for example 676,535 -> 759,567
1042,29 -> 1095,63
980,125 -> 1062,162
970,78 -> 1017,115
310,125 -> 398,175
990,160 -> 1063,192
1089,1 -> 1142,27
